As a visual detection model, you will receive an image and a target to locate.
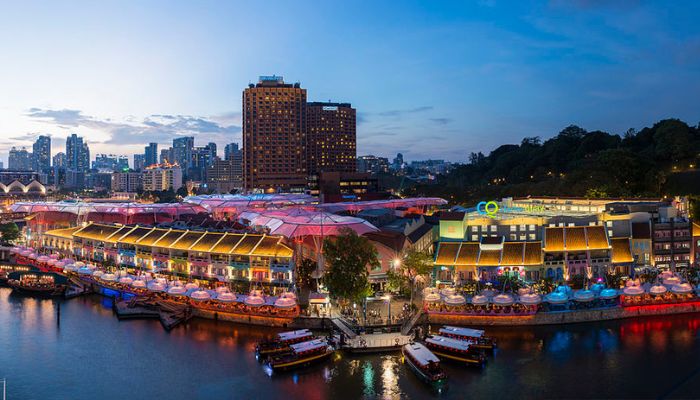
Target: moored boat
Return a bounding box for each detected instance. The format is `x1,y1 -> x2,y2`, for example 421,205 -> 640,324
256,329 -> 314,357
265,338 -> 335,371
7,272 -> 66,297
439,326 -> 497,350
424,335 -> 485,366
402,343 -> 448,389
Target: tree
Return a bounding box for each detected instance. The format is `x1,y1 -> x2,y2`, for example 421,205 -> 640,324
176,186 -> 189,198
0,222 -> 20,244
395,249 -> 434,305
294,258 -> 316,297
323,228 -> 378,304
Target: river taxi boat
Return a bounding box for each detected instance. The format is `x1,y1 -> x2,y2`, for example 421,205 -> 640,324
7,272 -> 66,297
256,329 -> 314,357
424,335 -> 486,367
265,338 -> 335,371
402,343 -> 447,388
439,326 -> 497,351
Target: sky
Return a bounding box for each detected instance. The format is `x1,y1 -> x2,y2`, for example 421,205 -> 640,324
1,0 -> 700,165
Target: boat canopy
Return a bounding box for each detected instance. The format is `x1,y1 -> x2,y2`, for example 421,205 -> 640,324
290,339 -> 327,354
404,343 -> 440,367
426,335 -> 472,351
277,329 -> 311,341
440,326 -> 484,338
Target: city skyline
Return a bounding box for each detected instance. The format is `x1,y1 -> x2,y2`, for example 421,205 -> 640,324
1,1 -> 700,165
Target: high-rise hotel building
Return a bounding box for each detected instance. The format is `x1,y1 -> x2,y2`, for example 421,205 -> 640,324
306,102 -> 356,175
243,76 -> 307,192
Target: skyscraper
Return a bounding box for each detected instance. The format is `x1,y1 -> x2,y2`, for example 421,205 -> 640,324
8,147 -> 32,170
66,133 -> 89,189
243,75 -> 307,192
144,142 -> 158,167
224,143 -> 240,161
306,102 -> 356,175
32,135 -> 51,173
134,154 -> 145,171
172,136 -> 194,175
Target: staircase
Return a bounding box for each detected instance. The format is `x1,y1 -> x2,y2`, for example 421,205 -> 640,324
401,310 -> 425,336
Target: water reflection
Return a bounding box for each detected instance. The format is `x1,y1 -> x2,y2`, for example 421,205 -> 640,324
1,288 -> 700,399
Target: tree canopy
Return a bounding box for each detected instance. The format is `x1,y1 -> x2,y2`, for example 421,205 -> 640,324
323,228 -> 379,303
407,119 -> 700,204
0,222 -> 20,244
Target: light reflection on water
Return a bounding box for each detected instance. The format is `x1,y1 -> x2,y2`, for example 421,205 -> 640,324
1,288 -> 700,399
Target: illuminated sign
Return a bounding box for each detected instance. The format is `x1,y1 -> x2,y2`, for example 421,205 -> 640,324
476,201 -> 546,218
322,106 -> 338,111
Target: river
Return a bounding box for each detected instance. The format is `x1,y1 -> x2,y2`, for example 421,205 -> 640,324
1,288 -> 699,399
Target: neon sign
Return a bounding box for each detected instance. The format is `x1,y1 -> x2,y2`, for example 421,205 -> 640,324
476,201 -> 546,218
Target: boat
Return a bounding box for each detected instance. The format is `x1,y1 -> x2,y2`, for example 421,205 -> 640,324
340,331 -> 412,353
424,335 -> 485,366
265,338 -> 335,371
7,272 -> 66,297
256,329 -> 314,357
402,343 -> 448,388
439,326 -> 497,350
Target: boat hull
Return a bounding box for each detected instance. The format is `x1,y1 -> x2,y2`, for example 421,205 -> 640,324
266,349 -> 334,371
402,347 -> 448,388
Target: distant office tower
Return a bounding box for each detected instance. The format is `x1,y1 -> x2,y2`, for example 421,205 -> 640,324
112,170 -> 143,193
207,157 -> 243,193
306,102 -> 356,175
92,154 -> 128,171
53,152 -> 66,168
357,155 -> 390,174
172,137 -> 194,177
0,161 -> 4,169
8,147 -> 33,170
144,142 -> 158,167
133,154 -> 145,171
392,153 -> 404,170
160,148 -> 173,164
142,164 -> 183,192
243,75 -> 307,192
65,133 -> 89,189
224,143 -> 240,161
32,135 -> 51,172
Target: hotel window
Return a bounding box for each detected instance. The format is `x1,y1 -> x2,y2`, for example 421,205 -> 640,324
471,226 -> 478,232
509,234 -> 517,240
529,234 -> 536,240
489,225 -> 497,232
549,224 -> 555,227
528,224 -> 535,231
520,224 -> 526,231
471,235 -> 478,241
568,223 -> 574,227
606,221 -> 613,227
510,225 -> 516,232
608,230 -> 613,237
520,234 -> 526,240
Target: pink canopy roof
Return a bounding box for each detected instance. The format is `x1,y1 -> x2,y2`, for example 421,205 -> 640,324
317,197 -> 447,213
184,194 -> 316,214
239,208 -> 378,238
10,201 -> 206,216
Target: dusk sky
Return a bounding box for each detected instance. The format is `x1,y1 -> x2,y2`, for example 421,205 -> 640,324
1,0 -> 699,164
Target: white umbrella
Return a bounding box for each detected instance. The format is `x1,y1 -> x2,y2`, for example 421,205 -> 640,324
274,297 -> 297,308
519,293 -> 542,305
573,290 -> 595,302
216,291 -> 237,303
424,293 -> 441,303
167,285 -> 188,296
190,290 -> 212,301
599,288 -> 618,300
493,293 -> 515,306
147,281 -> 166,292
92,270 -> 105,278
671,283 -> 693,294
439,287 -> 456,297
471,294 -> 489,305
185,282 -> 199,291
443,294 -> 466,306
649,284 -> 667,295
119,277 -> 133,285
101,273 -> 117,282
623,286 -> 644,296
245,294 -> 265,307
545,292 -> 569,304
131,279 -> 147,288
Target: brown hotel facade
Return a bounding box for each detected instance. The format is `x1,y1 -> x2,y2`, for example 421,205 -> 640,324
243,76 -> 357,192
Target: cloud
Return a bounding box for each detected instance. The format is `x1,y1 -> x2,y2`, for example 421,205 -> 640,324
377,106 -> 433,117
26,107 -> 241,147
429,118 -> 452,125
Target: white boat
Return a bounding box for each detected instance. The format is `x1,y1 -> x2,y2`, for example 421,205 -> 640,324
425,335 -> 485,366
438,326 -> 496,350
402,343 -> 447,387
